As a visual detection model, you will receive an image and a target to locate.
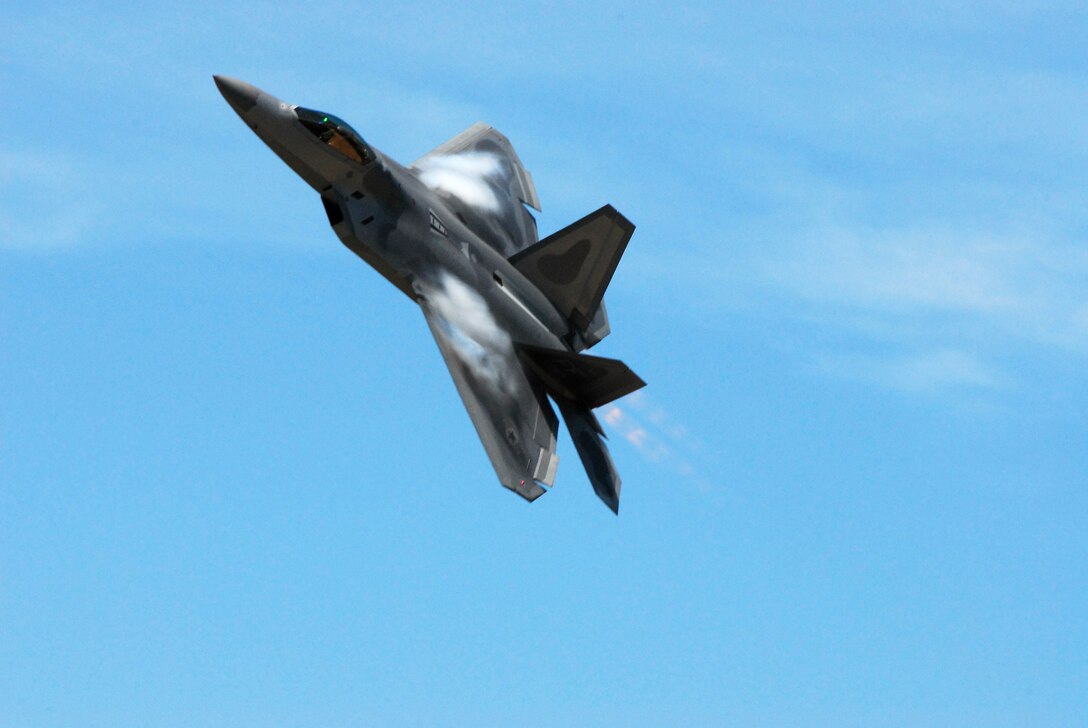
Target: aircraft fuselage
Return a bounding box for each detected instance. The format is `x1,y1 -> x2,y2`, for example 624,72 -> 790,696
215,75 -> 643,512
214,76 -> 567,352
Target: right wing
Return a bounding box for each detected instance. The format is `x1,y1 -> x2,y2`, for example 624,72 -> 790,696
417,283 -> 559,502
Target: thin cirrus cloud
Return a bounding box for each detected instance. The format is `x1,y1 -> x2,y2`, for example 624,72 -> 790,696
0,148 -> 101,251
635,98 -> 1088,396
599,25 -> 1088,397
743,223 -> 1088,391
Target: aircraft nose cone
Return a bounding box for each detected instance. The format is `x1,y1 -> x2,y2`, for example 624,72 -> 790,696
213,75 -> 259,114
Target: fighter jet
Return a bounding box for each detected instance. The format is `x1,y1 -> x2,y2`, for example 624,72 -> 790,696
214,76 -> 645,513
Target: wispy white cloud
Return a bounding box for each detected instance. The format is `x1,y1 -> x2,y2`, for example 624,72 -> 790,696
732,223 -> 1088,393
758,224 -> 1088,340
810,348 -> 1006,393
630,125 -> 1088,396
533,12 -> 1088,401
0,149 -> 101,251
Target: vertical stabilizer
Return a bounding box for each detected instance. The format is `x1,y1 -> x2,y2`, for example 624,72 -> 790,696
509,205 -> 634,332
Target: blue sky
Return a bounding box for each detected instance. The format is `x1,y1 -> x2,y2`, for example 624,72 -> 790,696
2,2 -> 1086,725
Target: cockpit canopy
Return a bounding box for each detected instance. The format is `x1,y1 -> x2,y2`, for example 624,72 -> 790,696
296,107 -> 375,166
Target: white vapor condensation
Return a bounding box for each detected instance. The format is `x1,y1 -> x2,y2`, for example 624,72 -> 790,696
415,152 -> 504,212
601,391 -> 711,492
427,272 -> 514,392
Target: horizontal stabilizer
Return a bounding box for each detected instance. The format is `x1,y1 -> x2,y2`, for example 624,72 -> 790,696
509,205 -> 634,330
555,398 -> 622,514
517,344 -> 645,410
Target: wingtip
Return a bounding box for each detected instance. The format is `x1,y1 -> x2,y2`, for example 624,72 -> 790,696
504,477 -> 547,502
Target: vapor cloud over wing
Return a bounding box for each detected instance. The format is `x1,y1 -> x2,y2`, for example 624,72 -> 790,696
425,272 -> 515,393
415,152 -> 504,212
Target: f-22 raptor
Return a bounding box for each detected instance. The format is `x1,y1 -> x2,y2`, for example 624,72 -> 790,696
215,76 -> 645,513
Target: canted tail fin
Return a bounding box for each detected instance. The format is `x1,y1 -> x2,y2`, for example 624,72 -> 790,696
509,205 -> 634,333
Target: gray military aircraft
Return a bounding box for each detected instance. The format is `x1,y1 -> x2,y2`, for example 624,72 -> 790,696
214,76 -> 644,513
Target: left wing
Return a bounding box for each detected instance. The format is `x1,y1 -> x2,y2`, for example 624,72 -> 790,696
410,122 -> 541,257
417,285 -> 559,502
411,122 -> 540,210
